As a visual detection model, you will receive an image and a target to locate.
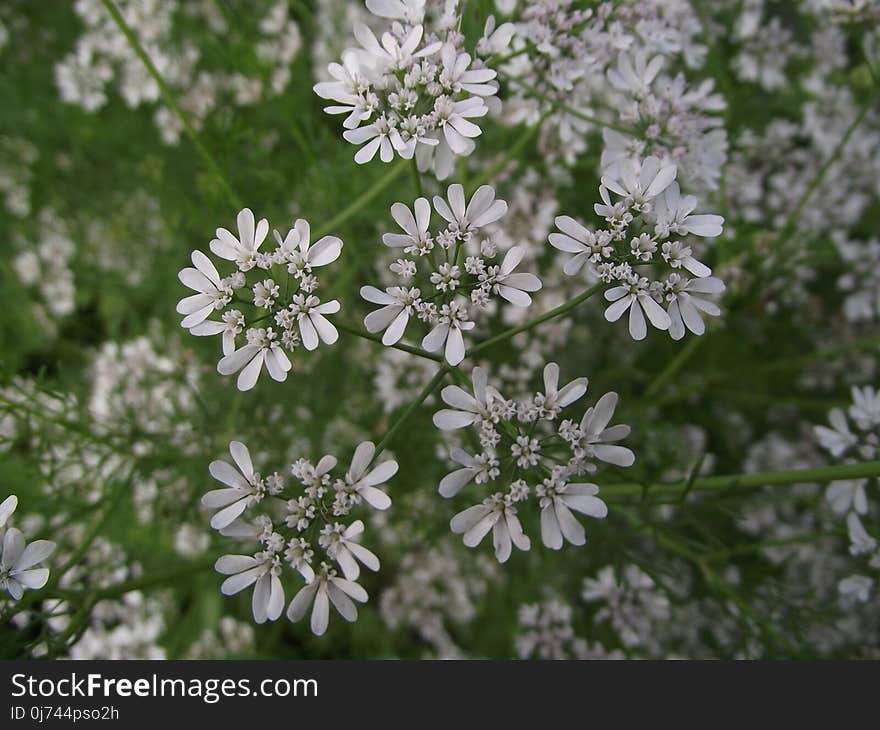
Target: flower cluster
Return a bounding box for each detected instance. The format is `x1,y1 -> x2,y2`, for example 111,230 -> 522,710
56,0 -> 302,144
516,597 -> 622,660
177,208 -> 344,391
313,2 -> 511,178
362,184 -> 541,365
205,440 -> 397,635
550,156 -> 726,341
0,495 -> 56,602
434,363 -> 633,562
582,564 -> 671,651
815,386 -> 880,601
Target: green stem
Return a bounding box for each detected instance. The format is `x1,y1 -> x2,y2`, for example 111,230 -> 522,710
100,0 -> 241,210
411,158 -> 424,198
643,336 -> 704,401
313,161 -> 408,238
336,320 -> 442,362
604,460 -> 880,499
773,98 -> 873,252
507,76 -> 644,137
468,282 -> 604,357
467,107 -> 557,193
374,367 -> 448,457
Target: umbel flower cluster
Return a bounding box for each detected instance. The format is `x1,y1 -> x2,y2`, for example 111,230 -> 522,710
815,386 -> 880,602
177,208 -> 344,391
314,1 -> 510,178
204,440 -> 397,634
435,364 -> 633,562
550,156 -> 726,341
362,183 -> 541,365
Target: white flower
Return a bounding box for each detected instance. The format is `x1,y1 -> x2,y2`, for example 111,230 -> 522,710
850,386 -> 880,430
176,251 -> 231,329
286,564 -> 369,636
665,274 -> 725,340
600,156 -> 677,210
203,441 -> 265,530
577,393 -> 635,467
0,528 -> 55,601
846,512 -> 877,556
382,197 -> 432,251
433,366 -> 502,430
361,286 -> 421,345
215,552 -> 284,624
838,575 -> 873,603
439,43 -> 497,97
343,114 -> 405,164
217,327 -> 292,391
190,309 -> 244,356
608,51 -> 665,99
342,441 -> 396,510
433,183 -> 507,238
604,275 -> 671,340
485,246 -> 542,306
0,494 -> 17,529
826,480 -> 868,516
433,95 -> 489,158
319,520 -> 380,581
366,0 -> 426,24
660,240 -> 712,277
422,300 -> 474,366
815,408 -> 858,457
313,52 -> 374,130
209,208 -> 269,271
549,216 -> 607,276
438,448 -> 492,498
275,219 -> 343,273
289,294 -> 340,351
538,481 -> 608,549
654,182 -> 725,239
536,362 -> 588,418
351,22 -> 439,75
450,494 -> 530,563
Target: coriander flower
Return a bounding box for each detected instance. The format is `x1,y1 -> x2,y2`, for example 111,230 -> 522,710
287,563 -> 369,636
217,327 -> 292,391
340,441 -> 396,510
664,274 -> 725,340
535,362 -> 589,419
215,552 -> 284,624
274,219 -> 343,275
604,275 -> 671,341
422,300 -> 475,366
361,286 -> 421,345
814,408 -> 858,457
176,250 -> 232,330
382,197 -> 433,251
0,495 -> 17,528
433,183 -> 507,239
433,366 -> 503,430
210,208 -> 269,271
318,520 -> 380,581
483,246 -> 543,307
576,393 -> 635,468
289,294 -> 340,351
203,441 -> 266,530
654,183 -> 725,239
600,156 -> 677,211
450,494 -> 530,563
0,527 -> 55,601
538,480 -> 607,550
438,448 -> 498,498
